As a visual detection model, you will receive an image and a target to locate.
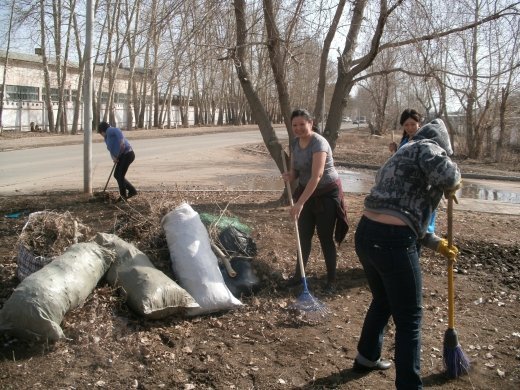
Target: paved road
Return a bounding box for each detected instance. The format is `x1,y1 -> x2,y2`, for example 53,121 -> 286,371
0,130 -> 282,195
1,127 -> 519,215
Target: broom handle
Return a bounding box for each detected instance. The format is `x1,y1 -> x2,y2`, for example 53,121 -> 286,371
447,197 -> 455,329
281,150 -> 307,280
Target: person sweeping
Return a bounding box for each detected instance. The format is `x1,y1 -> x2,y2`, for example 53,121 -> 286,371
353,117 -> 460,389
98,122 -> 137,202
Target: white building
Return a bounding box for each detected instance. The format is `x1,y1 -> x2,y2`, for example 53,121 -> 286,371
0,50 -> 193,131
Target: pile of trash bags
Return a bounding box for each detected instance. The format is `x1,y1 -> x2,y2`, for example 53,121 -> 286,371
0,203 -> 261,342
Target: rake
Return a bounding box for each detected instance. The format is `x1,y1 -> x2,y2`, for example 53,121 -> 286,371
103,162 -> 117,193
443,196 -> 470,378
281,150 -> 328,318
93,162 -> 117,201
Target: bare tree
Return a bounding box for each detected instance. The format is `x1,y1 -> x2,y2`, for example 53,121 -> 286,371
232,0 -> 284,172
70,11 -> 85,134
40,0 -> 55,132
494,16 -> 520,162
0,0 -> 16,130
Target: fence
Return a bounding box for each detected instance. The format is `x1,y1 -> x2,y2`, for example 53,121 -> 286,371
0,100 -> 196,132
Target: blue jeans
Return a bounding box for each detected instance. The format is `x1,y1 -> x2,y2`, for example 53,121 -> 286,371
355,216 -> 423,390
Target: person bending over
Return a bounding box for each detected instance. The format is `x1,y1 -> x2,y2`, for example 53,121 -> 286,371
353,117 -> 460,389
98,122 -> 137,202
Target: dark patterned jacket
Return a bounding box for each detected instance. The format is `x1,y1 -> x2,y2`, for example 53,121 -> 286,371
364,118 -> 461,246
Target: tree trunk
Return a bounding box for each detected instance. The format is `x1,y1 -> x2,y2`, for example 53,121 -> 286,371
324,1 -> 369,149
40,0 -> 55,132
313,0 -> 347,125
262,0 -> 292,134
495,90 -> 511,162
234,0 -> 284,172
0,0 -> 15,129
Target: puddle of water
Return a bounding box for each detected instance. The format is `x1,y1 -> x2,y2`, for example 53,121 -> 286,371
337,169 -> 374,193
222,169 -> 520,205
338,171 -> 520,204
460,180 -> 520,204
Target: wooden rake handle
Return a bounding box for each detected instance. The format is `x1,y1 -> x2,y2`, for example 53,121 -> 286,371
281,150 -> 306,280
103,162 -> 117,192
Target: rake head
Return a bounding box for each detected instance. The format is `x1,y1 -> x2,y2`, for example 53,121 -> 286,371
288,279 -> 329,321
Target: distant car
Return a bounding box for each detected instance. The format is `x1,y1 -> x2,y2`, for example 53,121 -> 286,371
353,120 -> 359,124
342,117 -> 352,122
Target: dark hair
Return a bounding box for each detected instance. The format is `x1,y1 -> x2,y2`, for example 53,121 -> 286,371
291,108 -> 313,122
97,121 -> 110,133
399,109 -> 422,126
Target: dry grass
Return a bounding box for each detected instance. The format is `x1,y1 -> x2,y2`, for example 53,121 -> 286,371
18,211 -> 93,258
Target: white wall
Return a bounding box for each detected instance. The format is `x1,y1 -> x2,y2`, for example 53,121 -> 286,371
0,100 -> 197,131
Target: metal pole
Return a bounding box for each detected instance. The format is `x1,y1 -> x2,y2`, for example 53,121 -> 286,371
83,0 -> 93,194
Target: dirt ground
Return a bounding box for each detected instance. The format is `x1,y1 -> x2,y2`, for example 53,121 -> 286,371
0,126 -> 519,389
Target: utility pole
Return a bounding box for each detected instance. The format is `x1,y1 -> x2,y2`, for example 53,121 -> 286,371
83,0 -> 93,194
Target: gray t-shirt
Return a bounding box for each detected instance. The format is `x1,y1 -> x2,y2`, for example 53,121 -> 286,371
291,133 -> 338,188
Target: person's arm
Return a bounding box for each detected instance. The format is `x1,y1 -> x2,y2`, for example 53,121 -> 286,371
419,144 -> 461,190
420,232 -> 459,260
419,146 -> 460,257
281,157 -> 298,183
290,151 -> 326,219
106,128 -> 126,162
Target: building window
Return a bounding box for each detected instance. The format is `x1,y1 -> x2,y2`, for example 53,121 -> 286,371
114,92 -> 127,104
42,88 -> 61,102
5,85 -> 39,101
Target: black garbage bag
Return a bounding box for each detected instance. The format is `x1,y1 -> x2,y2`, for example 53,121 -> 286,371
219,256 -> 261,298
218,226 -> 257,257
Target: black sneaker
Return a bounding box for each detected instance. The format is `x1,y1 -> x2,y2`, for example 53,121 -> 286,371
115,196 -> 127,203
127,190 -> 138,199
324,283 -> 337,295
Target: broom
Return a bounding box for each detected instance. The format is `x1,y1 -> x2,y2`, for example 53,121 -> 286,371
281,150 -> 328,316
443,196 -> 470,378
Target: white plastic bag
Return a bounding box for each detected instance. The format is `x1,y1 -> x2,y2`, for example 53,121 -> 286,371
0,242 -> 113,341
161,203 -> 242,316
94,233 -> 199,319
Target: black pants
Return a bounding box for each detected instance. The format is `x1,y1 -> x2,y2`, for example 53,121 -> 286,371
114,151 -> 136,198
295,195 -> 337,283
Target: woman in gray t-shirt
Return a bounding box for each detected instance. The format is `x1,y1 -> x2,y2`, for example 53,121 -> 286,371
282,109 -> 348,294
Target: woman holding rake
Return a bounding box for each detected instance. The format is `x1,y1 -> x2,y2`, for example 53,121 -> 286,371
282,109 -> 348,294
353,117 -> 460,389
